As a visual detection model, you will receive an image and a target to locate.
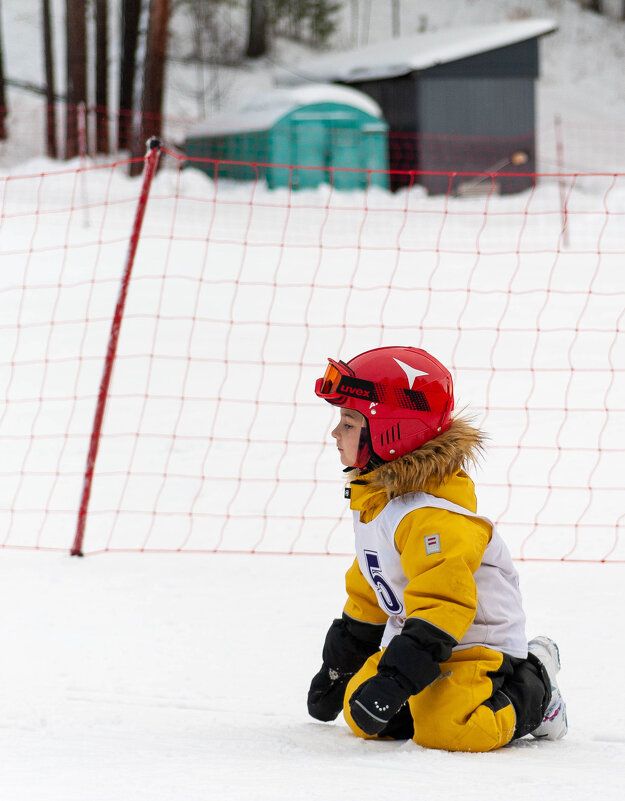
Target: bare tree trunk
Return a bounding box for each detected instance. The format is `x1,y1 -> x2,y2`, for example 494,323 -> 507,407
66,0 -> 87,159
42,0 -> 58,157
130,0 -> 169,174
142,0 -> 169,141
0,1 -> 7,141
95,0 -> 109,153
118,0 -> 141,150
246,0 -> 267,58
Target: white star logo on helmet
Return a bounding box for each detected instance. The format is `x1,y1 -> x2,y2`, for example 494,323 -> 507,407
393,358 -> 428,389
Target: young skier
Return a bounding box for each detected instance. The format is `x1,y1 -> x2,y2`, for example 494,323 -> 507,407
308,346 -> 567,751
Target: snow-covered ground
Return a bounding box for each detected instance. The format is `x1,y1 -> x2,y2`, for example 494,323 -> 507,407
0,2 -> 624,799
1,551 -> 623,801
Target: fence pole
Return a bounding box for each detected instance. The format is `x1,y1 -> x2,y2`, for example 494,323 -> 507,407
71,137 -> 162,556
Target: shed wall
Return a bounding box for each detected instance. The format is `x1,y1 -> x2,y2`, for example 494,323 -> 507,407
348,77 -> 417,131
419,77 -> 534,136
417,76 -> 535,193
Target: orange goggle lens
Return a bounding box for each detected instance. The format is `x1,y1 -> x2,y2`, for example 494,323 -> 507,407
318,360 -> 355,396
319,363 -> 343,395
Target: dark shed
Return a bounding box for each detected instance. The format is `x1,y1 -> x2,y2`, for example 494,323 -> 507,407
278,19 -> 557,194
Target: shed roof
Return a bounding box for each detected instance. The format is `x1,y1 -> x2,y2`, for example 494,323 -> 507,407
275,19 -> 557,85
186,83 -> 384,138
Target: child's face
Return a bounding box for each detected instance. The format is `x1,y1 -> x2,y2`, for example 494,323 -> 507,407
331,409 -> 366,467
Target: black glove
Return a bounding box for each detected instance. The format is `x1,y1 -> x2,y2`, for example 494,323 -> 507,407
307,615 -> 385,723
349,671 -> 411,735
307,664 -> 353,722
348,618 -> 457,736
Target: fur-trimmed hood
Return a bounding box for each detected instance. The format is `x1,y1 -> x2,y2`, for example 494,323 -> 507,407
353,416 -> 486,500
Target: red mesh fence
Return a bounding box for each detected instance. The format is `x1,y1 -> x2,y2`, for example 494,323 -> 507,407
1,147 -> 624,560
2,102 -> 625,176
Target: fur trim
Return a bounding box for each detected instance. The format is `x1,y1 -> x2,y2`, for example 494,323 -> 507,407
355,416 -> 486,499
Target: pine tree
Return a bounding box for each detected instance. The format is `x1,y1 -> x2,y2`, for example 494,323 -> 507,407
42,0 -> 58,157
95,0 -> 109,153
130,0 -> 170,173
246,0 -> 267,58
118,0 -> 142,150
65,0 -> 87,158
0,0 -> 7,141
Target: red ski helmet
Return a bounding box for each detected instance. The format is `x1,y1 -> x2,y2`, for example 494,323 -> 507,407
315,346 -> 454,464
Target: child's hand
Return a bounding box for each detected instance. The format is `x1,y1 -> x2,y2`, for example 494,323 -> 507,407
307,615 -> 386,723
307,663 -> 353,722
348,672 -> 410,735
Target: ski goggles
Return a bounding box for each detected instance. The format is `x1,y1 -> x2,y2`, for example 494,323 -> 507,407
315,359 -> 382,403
317,359 -> 353,395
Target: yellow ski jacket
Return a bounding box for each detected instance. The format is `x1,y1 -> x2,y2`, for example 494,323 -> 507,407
343,418 -> 527,658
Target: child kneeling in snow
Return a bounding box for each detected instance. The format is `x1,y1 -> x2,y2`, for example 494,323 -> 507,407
308,346 -> 567,751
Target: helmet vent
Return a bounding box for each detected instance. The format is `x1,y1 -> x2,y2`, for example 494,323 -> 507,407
381,423 -> 401,447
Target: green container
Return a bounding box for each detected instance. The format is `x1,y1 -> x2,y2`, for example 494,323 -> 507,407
185,84 -> 389,191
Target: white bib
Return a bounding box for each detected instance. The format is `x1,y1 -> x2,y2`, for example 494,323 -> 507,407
353,492 -> 527,657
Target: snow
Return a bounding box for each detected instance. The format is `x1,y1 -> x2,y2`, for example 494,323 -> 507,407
275,19 -> 558,84
0,1 -> 624,799
186,83 -> 384,138
1,551 -> 624,800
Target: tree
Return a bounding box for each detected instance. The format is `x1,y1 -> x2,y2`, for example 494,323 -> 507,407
246,0 -> 267,58
267,0 -> 340,46
118,0 -> 142,150
95,0 -> 109,153
42,0 -> 58,157
0,0 -> 7,141
130,0 -> 170,173
65,0 -> 87,158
